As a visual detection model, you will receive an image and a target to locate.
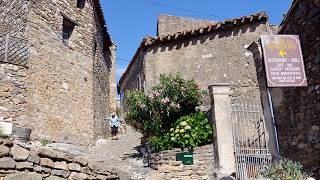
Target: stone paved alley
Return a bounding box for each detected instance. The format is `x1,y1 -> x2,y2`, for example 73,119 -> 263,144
83,126 -> 152,180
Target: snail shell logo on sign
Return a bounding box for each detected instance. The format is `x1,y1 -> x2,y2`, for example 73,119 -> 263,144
261,35 -> 307,87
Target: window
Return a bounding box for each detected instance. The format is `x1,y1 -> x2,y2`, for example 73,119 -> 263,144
62,17 -> 75,45
77,0 -> 85,9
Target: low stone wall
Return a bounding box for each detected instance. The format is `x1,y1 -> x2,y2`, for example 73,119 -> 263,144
0,139 -> 119,180
0,63 -> 28,127
148,144 -> 215,180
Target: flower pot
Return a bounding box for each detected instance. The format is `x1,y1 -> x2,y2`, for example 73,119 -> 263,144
12,126 -> 31,142
175,151 -> 193,165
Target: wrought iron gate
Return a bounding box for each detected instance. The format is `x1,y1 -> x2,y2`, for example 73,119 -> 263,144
231,102 -> 272,180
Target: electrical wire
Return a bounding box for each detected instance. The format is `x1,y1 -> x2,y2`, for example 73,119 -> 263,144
139,0 -> 224,19
116,58 -> 131,62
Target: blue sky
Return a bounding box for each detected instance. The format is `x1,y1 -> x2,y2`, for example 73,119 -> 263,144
101,0 -> 292,83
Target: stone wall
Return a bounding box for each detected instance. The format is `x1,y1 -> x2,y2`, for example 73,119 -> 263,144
157,14 -> 216,37
119,49 -> 146,110
248,1 -> 319,175
144,22 -> 271,105
0,64 -> 28,126
147,144 -> 215,180
92,8 -> 116,139
19,0 -> 115,145
274,0 -> 319,177
0,139 -> 119,179
0,0 -> 29,37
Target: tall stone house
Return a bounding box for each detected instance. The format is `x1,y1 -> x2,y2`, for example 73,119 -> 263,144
118,12 -> 274,106
0,0 -> 116,145
249,0 -> 320,177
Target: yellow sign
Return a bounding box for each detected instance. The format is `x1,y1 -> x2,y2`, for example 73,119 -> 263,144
279,50 -> 287,57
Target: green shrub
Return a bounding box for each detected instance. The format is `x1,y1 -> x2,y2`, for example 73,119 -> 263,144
150,74 -> 206,130
169,112 -> 213,149
148,112 -> 213,151
125,74 -> 205,136
40,138 -> 49,146
148,134 -> 173,152
262,159 -> 310,180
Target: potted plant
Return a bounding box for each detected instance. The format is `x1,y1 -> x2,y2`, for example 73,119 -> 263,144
170,112 -> 213,165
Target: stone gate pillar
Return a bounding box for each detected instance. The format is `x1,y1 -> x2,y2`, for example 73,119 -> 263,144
209,84 -> 236,177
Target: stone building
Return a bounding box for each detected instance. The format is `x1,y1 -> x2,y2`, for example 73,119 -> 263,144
0,0 -> 116,145
249,0 -> 320,177
118,12 -> 274,105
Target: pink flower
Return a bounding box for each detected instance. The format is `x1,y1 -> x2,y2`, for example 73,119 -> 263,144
160,97 -> 170,104
170,102 -> 180,109
154,91 -> 160,97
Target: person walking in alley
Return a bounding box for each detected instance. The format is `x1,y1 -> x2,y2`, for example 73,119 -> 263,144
105,113 -> 121,140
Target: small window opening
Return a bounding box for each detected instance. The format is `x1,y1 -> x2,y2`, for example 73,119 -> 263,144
77,0 -> 85,9
62,17 -> 75,45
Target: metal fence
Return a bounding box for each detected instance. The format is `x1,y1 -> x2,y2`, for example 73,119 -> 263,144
232,102 -> 272,180
0,34 -> 29,67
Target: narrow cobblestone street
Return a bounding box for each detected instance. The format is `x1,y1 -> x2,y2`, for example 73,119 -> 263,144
83,126 -> 152,180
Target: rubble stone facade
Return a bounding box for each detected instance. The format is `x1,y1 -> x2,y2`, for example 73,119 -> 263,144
275,0 -> 319,176
0,139 -> 119,179
0,0 -> 116,145
119,12 -> 273,105
148,144 -> 215,179
248,0 -> 319,177
157,14 -> 216,37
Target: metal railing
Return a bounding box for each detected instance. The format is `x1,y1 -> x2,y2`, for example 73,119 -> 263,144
0,34 -> 29,67
232,102 -> 272,180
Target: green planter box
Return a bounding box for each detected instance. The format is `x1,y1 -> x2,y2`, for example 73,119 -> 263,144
175,151 -> 193,165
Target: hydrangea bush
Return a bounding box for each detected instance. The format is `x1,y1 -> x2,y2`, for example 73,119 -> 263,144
125,74 -> 212,151
169,112 -> 213,149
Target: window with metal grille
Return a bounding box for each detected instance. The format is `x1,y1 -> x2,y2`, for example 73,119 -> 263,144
62,17 -> 75,45
77,0 -> 85,9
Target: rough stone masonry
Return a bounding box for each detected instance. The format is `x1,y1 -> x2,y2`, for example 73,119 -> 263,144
0,0 -> 116,145
118,12 -> 275,106
272,0 -> 319,177
0,139 -> 119,179
248,0 -> 320,177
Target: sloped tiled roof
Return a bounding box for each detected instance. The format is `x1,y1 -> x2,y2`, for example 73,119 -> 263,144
118,12 -> 268,88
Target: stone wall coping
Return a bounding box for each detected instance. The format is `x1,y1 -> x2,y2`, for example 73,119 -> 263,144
0,139 -> 119,179
208,84 -> 231,95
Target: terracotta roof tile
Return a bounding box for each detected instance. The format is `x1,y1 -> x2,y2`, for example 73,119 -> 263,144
118,11 -> 268,88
